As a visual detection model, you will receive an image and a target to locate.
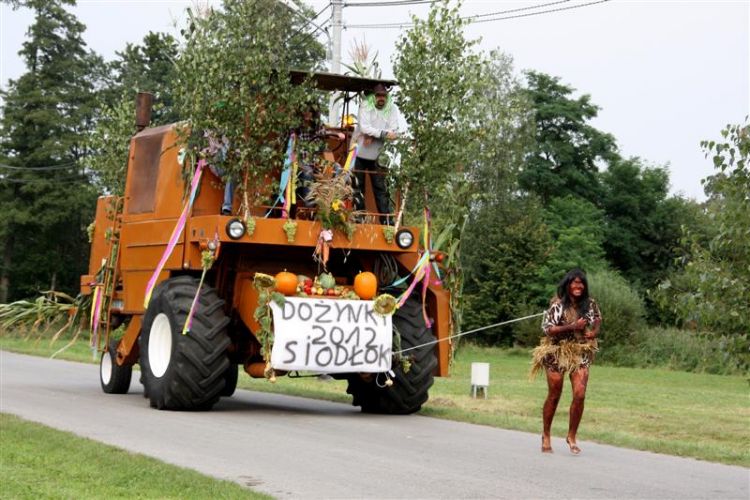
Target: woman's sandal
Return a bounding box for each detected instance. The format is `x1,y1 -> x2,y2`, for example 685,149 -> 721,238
565,437 -> 581,455
541,436 -> 553,453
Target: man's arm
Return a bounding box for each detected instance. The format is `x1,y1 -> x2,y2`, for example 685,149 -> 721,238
385,106 -> 400,139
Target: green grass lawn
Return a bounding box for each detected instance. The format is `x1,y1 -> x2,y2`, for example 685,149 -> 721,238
0,413 -> 269,499
2,335 -> 748,466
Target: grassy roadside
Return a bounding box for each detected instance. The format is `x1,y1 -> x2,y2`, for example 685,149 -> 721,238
0,413 -> 269,499
2,336 -> 748,466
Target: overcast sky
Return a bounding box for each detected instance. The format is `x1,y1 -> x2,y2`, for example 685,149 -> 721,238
1,0 -> 748,200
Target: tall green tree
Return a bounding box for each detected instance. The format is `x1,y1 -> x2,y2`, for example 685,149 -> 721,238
600,158 -> 696,290
86,32 -> 179,195
0,0 -> 100,301
520,71 -> 618,205
528,196 -> 609,304
654,121 -> 749,371
393,1 -> 532,339
104,32 -> 179,125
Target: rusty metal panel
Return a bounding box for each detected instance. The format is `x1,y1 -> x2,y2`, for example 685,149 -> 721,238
126,132 -> 164,214
121,271 -> 155,314
87,196 -> 119,275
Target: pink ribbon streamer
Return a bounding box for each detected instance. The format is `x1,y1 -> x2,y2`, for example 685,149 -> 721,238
421,263 -> 432,328
143,160 -> 205,308
90,284 -> 104,348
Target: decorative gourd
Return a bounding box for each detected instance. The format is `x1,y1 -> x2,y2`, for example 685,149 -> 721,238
319,272 -> 336,290
354,271 -> 378,300
275,270 -> 298,296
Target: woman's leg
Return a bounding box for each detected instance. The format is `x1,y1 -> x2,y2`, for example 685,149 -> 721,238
542,369 -> 564,451
567,366 -> 589,447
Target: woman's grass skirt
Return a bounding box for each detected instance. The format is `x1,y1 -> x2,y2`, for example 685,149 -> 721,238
530,336 -> 599,379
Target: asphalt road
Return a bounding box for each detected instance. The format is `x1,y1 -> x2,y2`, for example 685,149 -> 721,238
1,351 -> 747,499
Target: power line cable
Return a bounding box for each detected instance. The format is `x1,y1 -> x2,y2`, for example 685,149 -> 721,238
0,161 -> 78,171
346,0 -> 608,29
345,0 -> 435,7
468,0 -> 571,20
1,176 -> 90,185
288,2 -> 333,42
471,0 -> 608,24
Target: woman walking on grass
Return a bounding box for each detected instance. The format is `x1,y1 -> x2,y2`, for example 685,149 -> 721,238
532,268 -> 601,454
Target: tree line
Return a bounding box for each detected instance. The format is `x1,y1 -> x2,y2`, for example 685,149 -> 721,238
1,0 -> 746,372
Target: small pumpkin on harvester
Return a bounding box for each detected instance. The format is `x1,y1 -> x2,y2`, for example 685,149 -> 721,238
353,271 -> 378,300
274,270 -> 298,296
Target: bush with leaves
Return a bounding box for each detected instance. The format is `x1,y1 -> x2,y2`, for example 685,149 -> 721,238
602,327 -> 744,375
84,97 -> 135,195
173,0 -> 325,209
587,268 -> 646,358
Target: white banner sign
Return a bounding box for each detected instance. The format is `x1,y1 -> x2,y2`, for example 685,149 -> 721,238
269,297 -> 392,373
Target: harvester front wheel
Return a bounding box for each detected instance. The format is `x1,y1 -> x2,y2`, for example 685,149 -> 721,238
347,295 -> 437,414
100,338 -> 132,394
140,276 -> 230,411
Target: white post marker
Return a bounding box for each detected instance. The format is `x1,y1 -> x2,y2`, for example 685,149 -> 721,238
471,362 -> 490,399
270,297 -> 392,373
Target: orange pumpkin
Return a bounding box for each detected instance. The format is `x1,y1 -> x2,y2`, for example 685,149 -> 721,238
353,271 -> 378,300
275,270 -> 298,296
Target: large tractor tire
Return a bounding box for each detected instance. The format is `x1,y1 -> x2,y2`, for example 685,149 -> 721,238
347,295 -> 437,414
100,338 -> 132,394
140,276 -> 230,411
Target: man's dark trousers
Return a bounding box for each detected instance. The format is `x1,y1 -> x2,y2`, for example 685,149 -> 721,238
353,157 -> 390,224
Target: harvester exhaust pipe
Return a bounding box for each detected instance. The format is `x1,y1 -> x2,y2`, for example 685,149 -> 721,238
135,92 -> 154,132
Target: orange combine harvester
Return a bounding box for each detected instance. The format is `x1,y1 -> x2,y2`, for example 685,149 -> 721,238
81,73 -> 452,414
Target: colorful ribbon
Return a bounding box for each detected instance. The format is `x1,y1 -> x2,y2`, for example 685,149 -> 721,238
394,207 -> 434,327
90,284 -> 103,348
143,160 -> 205,308
277,134 -> 296,213
343,144 -> 358,172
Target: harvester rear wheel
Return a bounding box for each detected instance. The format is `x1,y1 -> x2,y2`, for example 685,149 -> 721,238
220,364 -> 238,397
100,338 -> 132,394
346,295 -> 437,414
140,276 -> 230,411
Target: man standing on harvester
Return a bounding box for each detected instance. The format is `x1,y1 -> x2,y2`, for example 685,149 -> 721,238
353,83 -> 400,224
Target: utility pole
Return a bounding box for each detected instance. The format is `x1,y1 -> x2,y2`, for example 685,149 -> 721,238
328,0 -> 343,125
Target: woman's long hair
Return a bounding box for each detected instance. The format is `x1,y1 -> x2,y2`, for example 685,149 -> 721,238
557,268 -> 591,315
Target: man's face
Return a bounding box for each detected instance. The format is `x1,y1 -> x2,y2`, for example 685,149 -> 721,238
375,92 -> 387,109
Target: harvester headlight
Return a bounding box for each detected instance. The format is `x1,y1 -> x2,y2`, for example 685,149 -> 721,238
395,229 -> 414,249
226,218 -> 246,240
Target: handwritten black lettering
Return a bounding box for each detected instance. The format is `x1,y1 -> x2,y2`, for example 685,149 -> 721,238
349,345 -> 363,366
281,301 -> 296,320
314,301 -> 333,323
283,341 -> 298,363
311,325 -> 326,345
298,302 -> 313,321
344,326 -> 360,345
378,344 -> 391,368
334,343 -> 348,366
315,346 -> 332,366
329,326 -> 344,345
365,305 -> 383,326
364,327 -> 378,364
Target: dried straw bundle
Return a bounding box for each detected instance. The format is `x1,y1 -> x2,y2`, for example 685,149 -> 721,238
529,336 -> 599,379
